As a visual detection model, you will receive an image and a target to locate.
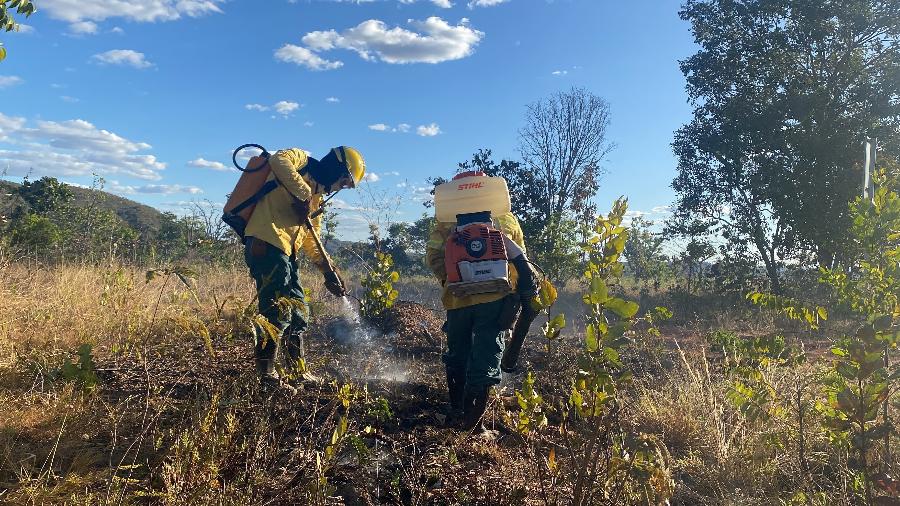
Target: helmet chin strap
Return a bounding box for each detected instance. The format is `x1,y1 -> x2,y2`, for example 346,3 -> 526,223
308,188 -> 341,220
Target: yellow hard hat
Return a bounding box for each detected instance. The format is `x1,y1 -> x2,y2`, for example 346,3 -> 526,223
332,146 -> 366,188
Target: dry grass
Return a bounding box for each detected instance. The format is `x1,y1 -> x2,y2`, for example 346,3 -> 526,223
0,263 -> 895,505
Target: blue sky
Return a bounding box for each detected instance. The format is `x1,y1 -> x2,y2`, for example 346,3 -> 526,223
0,0 -> 695,240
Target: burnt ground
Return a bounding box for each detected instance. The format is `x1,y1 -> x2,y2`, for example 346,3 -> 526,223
3,297 -> 883,505
18,300 -> 549,505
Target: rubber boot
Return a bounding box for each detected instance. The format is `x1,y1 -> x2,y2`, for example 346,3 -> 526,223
446,367 -> 466,427
256,358 -> 296,396
283,331 -> 323,387
461,386 -> 490,432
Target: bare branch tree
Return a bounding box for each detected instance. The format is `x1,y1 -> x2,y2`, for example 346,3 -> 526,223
519,87 -> 614,225
189,199 -> 231,242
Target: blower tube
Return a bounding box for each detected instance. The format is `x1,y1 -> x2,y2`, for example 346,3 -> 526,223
500,248 -> 540,373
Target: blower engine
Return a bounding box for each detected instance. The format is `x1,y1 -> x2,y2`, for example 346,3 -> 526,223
444,212 -> 512,297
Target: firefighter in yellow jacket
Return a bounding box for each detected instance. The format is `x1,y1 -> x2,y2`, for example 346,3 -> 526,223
243,146 -> 365,392
426,210 -> 537,429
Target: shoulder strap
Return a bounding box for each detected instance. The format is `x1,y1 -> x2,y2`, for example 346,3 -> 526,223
229,164 -> 311,215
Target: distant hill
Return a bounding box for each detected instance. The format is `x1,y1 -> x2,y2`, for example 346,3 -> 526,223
0,180 -> 371,254
0,179 -> 166,234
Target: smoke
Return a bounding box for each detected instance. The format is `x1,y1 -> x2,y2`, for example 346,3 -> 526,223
326,297 -> 410,383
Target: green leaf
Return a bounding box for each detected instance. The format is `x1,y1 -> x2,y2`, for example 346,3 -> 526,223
549,313 -> 566,330
585,324 -> 598,352
836,362 -> 858,380
603,346 -> 620,363
606,298 -> 639,319
857,324 -> 876,341
873,314 -> 892,331
589,276 -> 608,304
653,306 -> 673,321
835,388 -> 857,413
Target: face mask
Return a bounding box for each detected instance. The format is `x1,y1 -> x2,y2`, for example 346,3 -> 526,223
306,156 -> 344,191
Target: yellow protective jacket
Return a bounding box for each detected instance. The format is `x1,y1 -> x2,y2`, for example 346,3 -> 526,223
244,148 -> 327,267
426,212 -> 526,310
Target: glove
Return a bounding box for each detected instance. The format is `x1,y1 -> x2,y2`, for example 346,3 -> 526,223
292,198 -> 311,221
323,269 -> 346,297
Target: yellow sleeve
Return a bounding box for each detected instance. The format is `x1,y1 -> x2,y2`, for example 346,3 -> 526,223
499,214 -> 527,253
301,196 -> 327,269
425,222 -> 452,282
269,148 -> 313,201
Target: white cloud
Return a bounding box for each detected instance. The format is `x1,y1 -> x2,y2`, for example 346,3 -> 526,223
275,44 -> 343,71
233,148 -> 265,167
416,123 -> 442,136
400,0 -> 453,7
368,122 -> 439,135
60,95 -> 80,103
0,76 -> 23,89
330,198 -> 371,212
467,0 -> 509,6
12,24 -> 35,34
0,112 -> 166,181
140,184 -> 203,195
384,171 -> 401,176
328,0 -> 452,5
0,114 -> 27,141
280,17 -> 483,71
409,184 -> 435,203
188,157 -> 229,171
108,181 -> 203,195
551,70 -> 568,76
246,101 -> 302,117
69,20 -> 99,34
111,26 -> 125,34
91,49 -> 153,69
41,0 -> 224,32
363,172 -> 380,182
326,96 -> 340,103
304,121 -> 315,127
273,100 -> 300,116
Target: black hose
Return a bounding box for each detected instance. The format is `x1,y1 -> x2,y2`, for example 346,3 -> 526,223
232,144 -> 270,172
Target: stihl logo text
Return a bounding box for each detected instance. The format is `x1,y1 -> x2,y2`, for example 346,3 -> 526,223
458,182 -> 485,190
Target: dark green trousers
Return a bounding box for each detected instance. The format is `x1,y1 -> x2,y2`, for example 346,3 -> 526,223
442,298 -> 507,389
244,237 -> 309,362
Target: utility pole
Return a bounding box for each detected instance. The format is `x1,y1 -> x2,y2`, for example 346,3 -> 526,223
864,138 -> 877,203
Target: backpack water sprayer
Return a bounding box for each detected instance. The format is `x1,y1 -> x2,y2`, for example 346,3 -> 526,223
223,144 -> 342,282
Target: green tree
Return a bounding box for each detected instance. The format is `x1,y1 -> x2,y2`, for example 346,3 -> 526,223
675,238 -> 715,293
624,217 -> 671,290
0,0 -> 37,61
19,176 -> 74,215
9,213 -> 62,252
671,0 -> 900,294
322,208 -> 339,247
819,169 -> 899,503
